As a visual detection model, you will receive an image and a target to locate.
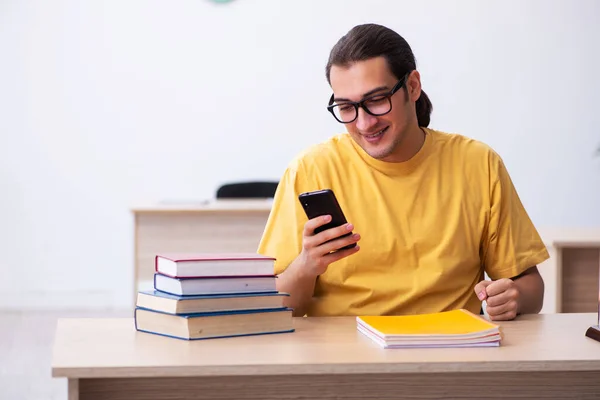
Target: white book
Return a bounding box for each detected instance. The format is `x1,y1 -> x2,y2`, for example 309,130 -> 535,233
154,273 -> 277,296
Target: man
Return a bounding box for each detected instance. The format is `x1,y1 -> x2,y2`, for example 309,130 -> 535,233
257,23 -> 549,321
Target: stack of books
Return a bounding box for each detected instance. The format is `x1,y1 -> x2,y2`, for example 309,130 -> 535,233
357,309 -> 501,348
134,253 -> 294,340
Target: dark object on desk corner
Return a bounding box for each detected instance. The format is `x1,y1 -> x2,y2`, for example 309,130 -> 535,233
585,258 -> 600,342
216,181 -> 279,199
585,325 -> 600,343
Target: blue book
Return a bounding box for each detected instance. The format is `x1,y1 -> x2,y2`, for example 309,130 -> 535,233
136,290 -> 289,315
134,306 -> 295,341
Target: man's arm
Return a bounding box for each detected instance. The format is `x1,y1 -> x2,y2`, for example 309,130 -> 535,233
276,258 -> 318,317
477,149 -> 549,320
512,265 -> 544,314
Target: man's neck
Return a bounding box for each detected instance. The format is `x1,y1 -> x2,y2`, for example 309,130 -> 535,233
382,124 -> 426,163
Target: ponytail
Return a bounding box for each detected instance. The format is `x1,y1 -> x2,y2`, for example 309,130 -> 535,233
415,90 -> 433,127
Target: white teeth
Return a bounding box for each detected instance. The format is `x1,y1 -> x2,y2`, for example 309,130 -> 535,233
366,128 -> 385,138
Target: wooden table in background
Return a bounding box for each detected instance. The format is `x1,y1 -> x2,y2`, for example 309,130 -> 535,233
536,229 -> 600,313
52,313 -> 600,400
131,201 -> 600,313
131,200 -> 272,301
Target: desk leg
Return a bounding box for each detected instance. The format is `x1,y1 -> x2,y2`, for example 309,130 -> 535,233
554,246 -> 563,312
561,247 -> 600,312
68,379 -> 79,400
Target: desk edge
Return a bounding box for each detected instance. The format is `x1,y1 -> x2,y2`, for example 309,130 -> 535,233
50,359 -> 600,379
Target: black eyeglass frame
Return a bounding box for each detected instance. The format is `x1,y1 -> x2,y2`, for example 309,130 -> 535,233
327,72 -> 411,124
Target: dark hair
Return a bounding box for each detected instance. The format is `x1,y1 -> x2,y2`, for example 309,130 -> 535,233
325,24 -> 432,127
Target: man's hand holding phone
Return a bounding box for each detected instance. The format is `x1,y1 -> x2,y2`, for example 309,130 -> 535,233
276,188 -> 360,316
298,214 -> 361,277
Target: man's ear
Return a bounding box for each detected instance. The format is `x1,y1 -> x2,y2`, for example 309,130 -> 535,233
407,70 -> 422,102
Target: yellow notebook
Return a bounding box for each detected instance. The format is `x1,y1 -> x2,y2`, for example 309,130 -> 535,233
357,309 -> 501,348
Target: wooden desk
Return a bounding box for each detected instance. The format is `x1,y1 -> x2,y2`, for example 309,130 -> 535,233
52,313 -> 600,400
131,200 -> 272,299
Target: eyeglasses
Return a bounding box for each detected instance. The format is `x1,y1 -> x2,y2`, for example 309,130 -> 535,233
327,73 -> 409,124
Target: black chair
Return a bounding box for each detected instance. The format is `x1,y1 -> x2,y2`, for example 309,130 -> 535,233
216,181 -> 279,199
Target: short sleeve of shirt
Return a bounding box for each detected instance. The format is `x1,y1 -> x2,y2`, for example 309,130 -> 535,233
481,152 -> 550,280
257,161 -> 310,275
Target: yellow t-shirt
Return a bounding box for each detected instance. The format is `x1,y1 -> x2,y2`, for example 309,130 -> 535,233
257,128 -> 550,316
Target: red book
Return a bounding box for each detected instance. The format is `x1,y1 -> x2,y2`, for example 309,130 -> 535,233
155,253 -> 276,278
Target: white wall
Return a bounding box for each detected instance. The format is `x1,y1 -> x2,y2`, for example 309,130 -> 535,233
1,0 -> 599,309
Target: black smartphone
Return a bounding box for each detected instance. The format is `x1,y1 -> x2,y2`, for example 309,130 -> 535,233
298,189 -> 356,250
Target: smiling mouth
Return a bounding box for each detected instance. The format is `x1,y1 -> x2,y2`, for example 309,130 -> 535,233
363,126 -> 388,139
